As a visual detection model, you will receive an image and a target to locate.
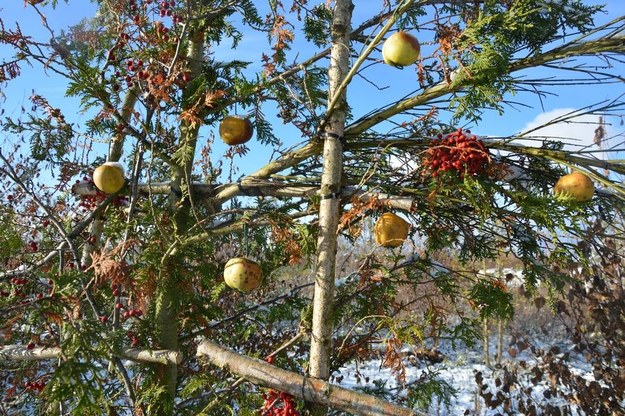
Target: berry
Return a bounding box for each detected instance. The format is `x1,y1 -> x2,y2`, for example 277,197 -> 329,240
423,129 -> 490,179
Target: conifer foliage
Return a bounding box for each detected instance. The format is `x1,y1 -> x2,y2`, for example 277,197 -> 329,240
1,0 -> 625,415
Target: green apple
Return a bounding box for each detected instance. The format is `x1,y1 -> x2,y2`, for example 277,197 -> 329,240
93,162 -> 125,194
223,257 -> 262,293
382,32 -> 420,67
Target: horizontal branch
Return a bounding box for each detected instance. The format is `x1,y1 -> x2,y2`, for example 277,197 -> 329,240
345,36 -> 625,137
197,339 -> 423,416
0,345 -> 182,365
73,180 -> 416,211
121,348 -> 183,365
0,345 -> 62,361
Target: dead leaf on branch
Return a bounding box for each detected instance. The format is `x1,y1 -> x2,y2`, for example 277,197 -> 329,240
338,195 -> 382,234
269,217 -> 302,265
87,241 -> 136,288
178,109 -> 203,129
435,23 -> 462,56
204,89 -> 226,109
382,334 -> 407,385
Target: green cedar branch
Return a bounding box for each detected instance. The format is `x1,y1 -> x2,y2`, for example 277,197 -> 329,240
345,35 -> 625,137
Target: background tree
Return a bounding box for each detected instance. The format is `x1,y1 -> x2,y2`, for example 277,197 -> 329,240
1,0 -> 625,415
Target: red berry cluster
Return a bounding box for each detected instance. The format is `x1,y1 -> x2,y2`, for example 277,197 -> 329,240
123,308 -> 143,320
127,0 -> 181,24
157,0 -> 179,20
261,356 -> 300,415
73,176 -> 128,211
423,129 -> 490,178
127,331 -> 141,348
27,241 -> 38,252
11,277 -> 29,285
261,389 -> 300,416
154,21 -> 171,42
24,380 -> 46,393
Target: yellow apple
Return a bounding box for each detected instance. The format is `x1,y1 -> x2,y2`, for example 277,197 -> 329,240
382,31 -> 421,67
223,257 -> 262,293
219,115 -> 254,145
374,212 -> 410,248
554,171 -> 594,202
93,162 -> 126,194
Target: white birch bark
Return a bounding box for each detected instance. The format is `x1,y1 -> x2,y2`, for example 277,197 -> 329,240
197,339 -> 422,416
308,0 -> 353,390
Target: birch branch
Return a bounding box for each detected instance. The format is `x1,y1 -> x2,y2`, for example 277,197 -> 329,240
72,181 -> 417,211
196,339 -> 423,416
0,345 -> 182,365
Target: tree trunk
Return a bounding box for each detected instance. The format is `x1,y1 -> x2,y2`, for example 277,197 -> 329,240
483,317 -> 491,367
152,35 -> 205,416
197,340 -> 422,416
496,319 -> 504,366
308,2 -> 353,415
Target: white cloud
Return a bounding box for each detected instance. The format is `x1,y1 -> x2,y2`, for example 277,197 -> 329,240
516,108 -> 605,151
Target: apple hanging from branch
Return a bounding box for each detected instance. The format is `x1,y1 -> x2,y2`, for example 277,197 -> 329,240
374,212 -> 411,248
382,31 -> 421,68
554,171 -> 595,202
92,162 -> 126,194
223,257 -> 262,293
219,115 -> 254,145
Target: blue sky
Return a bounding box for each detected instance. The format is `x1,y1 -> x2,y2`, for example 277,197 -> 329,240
1,1 -> 624,176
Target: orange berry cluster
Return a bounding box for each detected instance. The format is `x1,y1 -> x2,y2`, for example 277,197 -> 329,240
261,389 -> 300,416
423,128 -> 490,178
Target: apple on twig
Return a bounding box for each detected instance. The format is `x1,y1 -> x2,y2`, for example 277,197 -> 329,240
554,171 -> 594,202
93,162 -> 126,194
382,31 -> 420,68
223,257 -> 262,293
219,115 -> 254,145
374,212 -> 410,248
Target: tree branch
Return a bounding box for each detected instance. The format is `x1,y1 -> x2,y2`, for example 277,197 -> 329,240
73,180 -> 416,210
0,345 -> 182,365
196,339 -> 423,416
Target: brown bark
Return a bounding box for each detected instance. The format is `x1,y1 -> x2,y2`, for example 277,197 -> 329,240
196,339 -> 422,416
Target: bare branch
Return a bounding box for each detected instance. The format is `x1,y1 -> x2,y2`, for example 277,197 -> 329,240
196,339 -> 423,416
0,345 -> 182,365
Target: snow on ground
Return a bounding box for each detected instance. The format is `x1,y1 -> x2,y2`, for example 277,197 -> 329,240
333,336 -> 596,415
